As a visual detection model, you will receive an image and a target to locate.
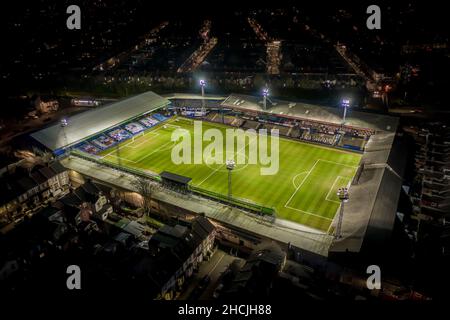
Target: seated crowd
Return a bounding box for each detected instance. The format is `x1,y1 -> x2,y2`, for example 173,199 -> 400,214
200,110 -> 373,150
75,112 -> 169,154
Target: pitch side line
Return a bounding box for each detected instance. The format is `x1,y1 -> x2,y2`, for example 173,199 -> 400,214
284,205 -> 333,221
327,176 -> 354,235
99,118 -> 177,158
101,118 -> 179,160
327,217 -> 335,234
284,158 -> 356,221
100,133 -> 149,159
106,154 -> 138,164
318,159 -> 359,169
291,172 -> 309,189
128,133 -> 160,149
285,158 -> 357,206
285,159 -> 319,207
134,140 -> 174,163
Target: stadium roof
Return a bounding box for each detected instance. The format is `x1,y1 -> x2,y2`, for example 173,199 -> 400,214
163,93 -> 227,100
329,132 -> 406,254
31,91 -> 170,151
221,94 -> 398,133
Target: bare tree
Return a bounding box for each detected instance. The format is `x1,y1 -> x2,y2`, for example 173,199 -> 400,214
31,147 -> 54,165
131,176 -> 155,215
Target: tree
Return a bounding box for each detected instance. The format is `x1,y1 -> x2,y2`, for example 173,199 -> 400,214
32,146 -> 53,165
131,176 -> 155,215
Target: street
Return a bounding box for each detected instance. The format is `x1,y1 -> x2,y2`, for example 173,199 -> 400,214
178,249 -> 240,300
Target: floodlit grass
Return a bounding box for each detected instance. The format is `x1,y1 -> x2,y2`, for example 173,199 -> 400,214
97,117 -> 361,232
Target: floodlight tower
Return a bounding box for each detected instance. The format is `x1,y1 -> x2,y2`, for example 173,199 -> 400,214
262,87 -> 269,110
60,118 -> 69,154
113,133 -> 122,168
341,99 -> 350,124
335,187 -> 349,239
199,79 -> 206,114
226,159 -> 236,199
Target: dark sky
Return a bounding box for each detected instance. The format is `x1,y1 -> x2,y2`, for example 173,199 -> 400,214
1,1 -> 447,85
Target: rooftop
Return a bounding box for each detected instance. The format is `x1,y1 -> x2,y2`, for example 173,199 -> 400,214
221,94 -> 399,133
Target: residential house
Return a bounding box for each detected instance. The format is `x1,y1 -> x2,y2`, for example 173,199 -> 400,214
0,161 -> 70,227
144,216 -> 216,299
222,242 -> 286,300
56,180 -> 113,232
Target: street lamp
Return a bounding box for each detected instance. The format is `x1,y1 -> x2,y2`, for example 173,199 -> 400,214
262,87 -> 269,110
335,187 -> 349,239
341,99 -> 350,124
61,118 -> 69,154
226,159 -> 236,199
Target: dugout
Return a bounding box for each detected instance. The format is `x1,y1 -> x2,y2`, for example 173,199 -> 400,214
160,171 -> 192,192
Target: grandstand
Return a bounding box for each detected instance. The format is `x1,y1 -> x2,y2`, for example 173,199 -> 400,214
31,91 -> 170,155
32,91 -> 403,256
242,120 -> 261,130
221,94 -> 396,132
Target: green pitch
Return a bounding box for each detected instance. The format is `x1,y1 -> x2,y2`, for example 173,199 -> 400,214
96,117 -> 361,232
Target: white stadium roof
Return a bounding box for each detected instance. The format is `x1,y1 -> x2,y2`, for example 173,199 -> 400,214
31,91 -> 170,151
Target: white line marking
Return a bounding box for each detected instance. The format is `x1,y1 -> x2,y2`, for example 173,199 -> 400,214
100,118 -> 178,160
284,159 -> 319,207
284,159 -> 358,221
284,206 -> 333,221
291,172 -> 309,189
318,159 -> 358,168
134,140 -> 174,163
326,218 -> 335,234
127,133 -> 160,149
325,176 -> 349,204
106,154 -> 137,164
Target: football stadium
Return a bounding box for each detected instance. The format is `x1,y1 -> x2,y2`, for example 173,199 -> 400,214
31,91 -> 402,257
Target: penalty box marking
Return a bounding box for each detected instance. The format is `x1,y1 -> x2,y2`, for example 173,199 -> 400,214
284,159 -> 357,220
127,132 -> 160,149
291,172 -> 309,189
105,135 -> 176,164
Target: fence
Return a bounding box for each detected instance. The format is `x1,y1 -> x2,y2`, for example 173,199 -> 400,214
69,150 -> 161,182
190,185 -> 276,216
